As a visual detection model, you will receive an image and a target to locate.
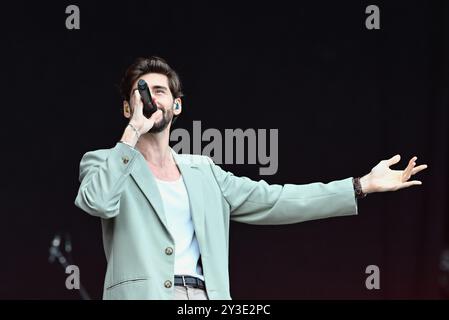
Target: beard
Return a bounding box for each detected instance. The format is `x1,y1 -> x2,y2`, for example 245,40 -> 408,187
148,107 -> 173,133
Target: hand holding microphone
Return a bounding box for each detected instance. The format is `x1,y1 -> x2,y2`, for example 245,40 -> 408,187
128,81 -> 163,136
120,81 -> 163,147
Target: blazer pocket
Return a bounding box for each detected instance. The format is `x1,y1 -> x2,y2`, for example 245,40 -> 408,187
106,277 -> 148,291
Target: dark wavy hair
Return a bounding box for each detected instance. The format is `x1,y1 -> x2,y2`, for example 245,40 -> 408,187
119,56 -> 183,102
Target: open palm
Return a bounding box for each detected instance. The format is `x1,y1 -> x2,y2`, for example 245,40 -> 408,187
362,155 -> 428,193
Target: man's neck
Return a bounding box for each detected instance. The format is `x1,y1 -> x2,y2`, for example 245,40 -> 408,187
136,127 -> 173,168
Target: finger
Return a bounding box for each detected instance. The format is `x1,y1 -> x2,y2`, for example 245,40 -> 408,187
402,157 -> 417,180
386,154 -> 401,166
397,180 -> 422,190
133,89 -> 142,104
411,164 -> 428,175
133,90 -> 143,112
406,156 -> 417,168
404,156 -> 417,172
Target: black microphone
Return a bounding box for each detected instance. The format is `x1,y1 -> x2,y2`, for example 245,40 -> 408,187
137,79 -> 158,118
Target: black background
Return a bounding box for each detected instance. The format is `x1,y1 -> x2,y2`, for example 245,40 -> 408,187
1,0 -> 448,299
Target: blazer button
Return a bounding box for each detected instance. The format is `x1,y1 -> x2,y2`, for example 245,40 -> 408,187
165,247 -> 173,255
164,280 -> 172,288
122,156 -> 129,164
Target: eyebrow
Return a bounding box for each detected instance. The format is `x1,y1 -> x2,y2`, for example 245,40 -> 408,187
132,85 -> 168,92
152,85 -> 168,91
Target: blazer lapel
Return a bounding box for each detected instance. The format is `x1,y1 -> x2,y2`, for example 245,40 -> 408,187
130,154 -> 169,231
171,150 -> 206,253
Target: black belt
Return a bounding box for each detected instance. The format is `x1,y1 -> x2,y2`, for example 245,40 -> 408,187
174,275 -> 206,290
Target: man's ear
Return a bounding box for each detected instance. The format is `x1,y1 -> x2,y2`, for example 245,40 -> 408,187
123,101 -> 131,119
173,98 -> 182,116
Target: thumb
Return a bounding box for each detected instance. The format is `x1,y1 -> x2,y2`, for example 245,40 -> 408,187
386,154 -> 401,166
151,109 -> 163,120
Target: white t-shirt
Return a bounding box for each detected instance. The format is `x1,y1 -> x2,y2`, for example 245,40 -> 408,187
155,175 -> 204,281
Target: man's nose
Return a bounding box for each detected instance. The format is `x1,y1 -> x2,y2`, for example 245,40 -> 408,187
151,96 -> 159,107
152,98 -> 165,112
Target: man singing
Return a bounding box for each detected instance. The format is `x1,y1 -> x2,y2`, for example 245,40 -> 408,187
74,56 -> 427,300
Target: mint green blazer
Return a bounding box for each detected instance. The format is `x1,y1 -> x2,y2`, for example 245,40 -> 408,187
75,142 -> 358,300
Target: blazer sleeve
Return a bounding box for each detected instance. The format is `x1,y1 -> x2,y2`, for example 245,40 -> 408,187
74,142 -> 140,219
207,158 -> 358,225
